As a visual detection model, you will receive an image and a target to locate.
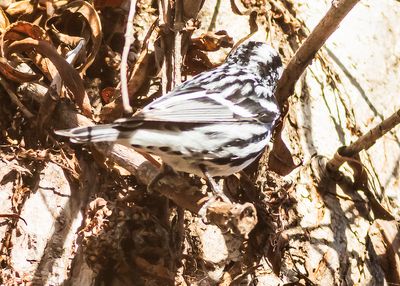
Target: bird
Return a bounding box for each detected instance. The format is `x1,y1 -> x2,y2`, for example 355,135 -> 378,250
55,41 -> 283,200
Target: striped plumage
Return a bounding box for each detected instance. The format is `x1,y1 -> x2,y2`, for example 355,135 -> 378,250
56,41 -> 283,178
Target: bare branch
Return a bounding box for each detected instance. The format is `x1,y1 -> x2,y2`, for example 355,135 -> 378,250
120,0 -> 136,115
327,108 -> 400,171
173,0 -> 183,87
158,0 -> 169,95
275,0 -> 360,107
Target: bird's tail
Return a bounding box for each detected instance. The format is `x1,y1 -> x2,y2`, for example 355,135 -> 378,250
54,124 -> 121,143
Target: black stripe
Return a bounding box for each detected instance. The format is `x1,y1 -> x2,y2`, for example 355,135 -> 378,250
258,55 -> 282,87
113,121 -> 206,132
230,149 -> 263,167
210,149 -> 264,167
85,126 -> 94,141
112,121 -> 142,132
224,131 -> 269,148
230,41 -> 264,65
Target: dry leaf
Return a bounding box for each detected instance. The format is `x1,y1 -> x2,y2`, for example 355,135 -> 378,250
7,38 -> 91,116
268,124 -> 299,176
5,0 -> 35,17
191,30 -> 234,52
0,21 -> 49,83
46,0 -> 102,73
0,8 -> 10,32
127,49 -> 153,99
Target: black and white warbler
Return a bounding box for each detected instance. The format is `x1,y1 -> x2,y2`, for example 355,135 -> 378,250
56,41 -> 283,195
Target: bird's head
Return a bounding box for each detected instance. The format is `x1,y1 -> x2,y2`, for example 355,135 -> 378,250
226,41 -> 283,86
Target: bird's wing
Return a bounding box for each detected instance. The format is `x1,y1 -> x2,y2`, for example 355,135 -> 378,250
137,87 -> 251,122
127,83 -> 280,124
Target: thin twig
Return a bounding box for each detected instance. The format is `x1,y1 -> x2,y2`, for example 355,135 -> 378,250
229,11 -> 258,55
275,0 -> 360,108
0,213 -> 27,225
173,0 -> 183,87
120,0 -> 136,115
158,0 -> 169,95
327,108 -> 400,171
160,38 -> 168,96
208,0 -> 222,31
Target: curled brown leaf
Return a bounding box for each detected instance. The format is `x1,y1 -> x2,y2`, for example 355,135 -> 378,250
0,22 -> 49,82
7,38 -> 91,116
5,0 -> 35,17
46,0 -> 102,73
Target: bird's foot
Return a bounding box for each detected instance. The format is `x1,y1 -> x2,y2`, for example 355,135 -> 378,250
198,191 -> 231,219
198,165 -> 231,219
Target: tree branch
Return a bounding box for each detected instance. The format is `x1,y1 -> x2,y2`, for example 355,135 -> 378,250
275,0 -> 360,107
327,107 -> 400,171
